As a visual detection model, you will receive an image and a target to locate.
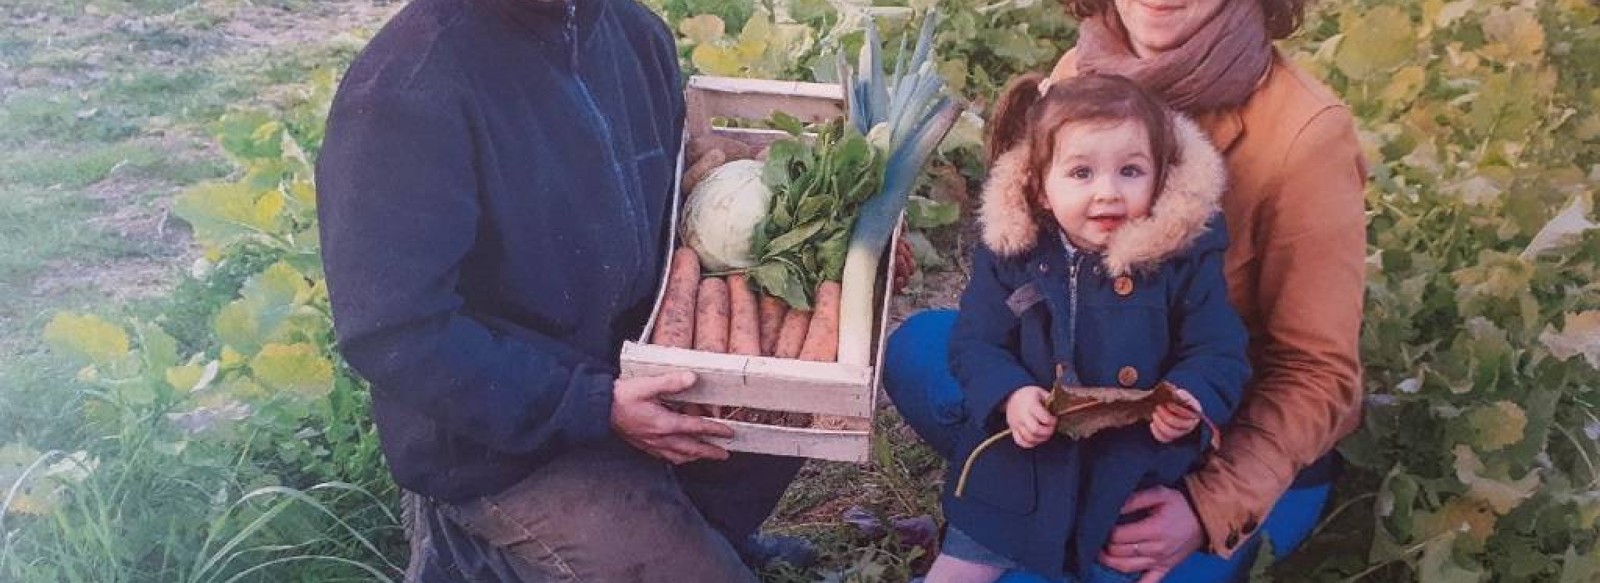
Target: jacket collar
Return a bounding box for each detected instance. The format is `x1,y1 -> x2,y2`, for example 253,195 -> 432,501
978,113 -> 1228,277
474,0 -> 607,55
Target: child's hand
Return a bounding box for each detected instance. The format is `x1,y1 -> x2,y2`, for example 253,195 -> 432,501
1151,388 -> 1202,443
1005,386 -> 1056,448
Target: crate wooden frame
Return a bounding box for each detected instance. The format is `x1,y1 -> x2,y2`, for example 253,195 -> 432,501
618,76 -> 898,463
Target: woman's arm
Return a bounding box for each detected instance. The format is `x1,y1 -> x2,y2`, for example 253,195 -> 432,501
1184,105 -> 1368,557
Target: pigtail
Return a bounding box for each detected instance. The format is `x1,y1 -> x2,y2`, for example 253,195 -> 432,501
986,72 -> 1048,167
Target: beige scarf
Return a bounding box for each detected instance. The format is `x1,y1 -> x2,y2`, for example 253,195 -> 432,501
1075,0 -> 1273,112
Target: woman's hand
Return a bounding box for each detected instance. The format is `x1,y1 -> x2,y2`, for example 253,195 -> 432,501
1004,385 -> 1056,448
1099,486 -> 1206,582
1151,388 -> 1201,443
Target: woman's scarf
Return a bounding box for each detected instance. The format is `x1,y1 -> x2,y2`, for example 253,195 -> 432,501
1075,0 -> 1273,112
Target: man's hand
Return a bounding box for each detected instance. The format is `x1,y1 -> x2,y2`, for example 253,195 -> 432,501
1099,486 -> 1206,582
1004,385 -> 1055,448
1151,388 -> 1201,443
611,372 -> 734,464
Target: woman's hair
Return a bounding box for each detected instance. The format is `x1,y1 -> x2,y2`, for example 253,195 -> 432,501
1059,0 -> 1309,40
987,72 -> 1179,212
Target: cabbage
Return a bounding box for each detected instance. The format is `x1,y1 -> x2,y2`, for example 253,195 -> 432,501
681,159 -> 772,272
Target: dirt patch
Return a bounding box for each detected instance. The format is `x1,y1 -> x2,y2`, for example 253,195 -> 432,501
220,1 -> 400,49
30,256 -> 183,304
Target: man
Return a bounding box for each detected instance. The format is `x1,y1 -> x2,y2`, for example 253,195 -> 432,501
315,0 -> 807,579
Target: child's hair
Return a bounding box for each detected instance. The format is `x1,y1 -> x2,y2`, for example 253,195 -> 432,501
986,73 -> 1180,214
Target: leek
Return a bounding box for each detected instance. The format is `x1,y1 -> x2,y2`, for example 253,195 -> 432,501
837,11 -> 962,365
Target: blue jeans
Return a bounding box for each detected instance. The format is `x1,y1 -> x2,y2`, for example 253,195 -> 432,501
885,310 -> 1333,583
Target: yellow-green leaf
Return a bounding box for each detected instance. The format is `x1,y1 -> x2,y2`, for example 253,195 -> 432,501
1453,445 -> 1541,515
166,360 -> 219,393
285,179 -> 317,210
1540,311 -> 1600,370
1464,401 -> 1527,451
678,14 -> 725,44
1480,6 -> 1544,65
250,343 -> 334,398
174,182 -> 280,250
43,312 -> 130,367
1335,6 -> 1416,80
692,44 -> 745,76
1380,65 -> 1428,108
1521,193 -> 1596,260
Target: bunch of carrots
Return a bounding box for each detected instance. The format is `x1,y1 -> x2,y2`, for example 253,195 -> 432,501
651,248 -> 842,364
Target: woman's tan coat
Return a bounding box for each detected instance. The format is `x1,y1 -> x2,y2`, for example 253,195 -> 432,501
1051,48 -> 1368,558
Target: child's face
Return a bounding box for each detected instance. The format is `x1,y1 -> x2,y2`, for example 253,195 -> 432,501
1041,120 -> 1156,252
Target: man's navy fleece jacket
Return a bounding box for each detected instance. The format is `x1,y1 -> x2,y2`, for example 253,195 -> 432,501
315,0 -> 684,502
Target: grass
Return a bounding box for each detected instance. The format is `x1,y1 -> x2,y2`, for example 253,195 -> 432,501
0,0 -> 382,373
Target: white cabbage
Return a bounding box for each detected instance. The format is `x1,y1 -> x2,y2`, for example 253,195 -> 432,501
681,159 -> 772,272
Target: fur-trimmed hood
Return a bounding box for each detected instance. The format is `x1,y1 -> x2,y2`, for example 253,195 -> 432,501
978,114 -> 1228,276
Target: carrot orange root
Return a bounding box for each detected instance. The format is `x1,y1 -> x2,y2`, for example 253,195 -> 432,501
693,277 -> 730,353
726,274 -> 761,356
650,248 -> 700,348
757,295 -> 788,356
773,309 -> 812,359
798,281 -> 842,362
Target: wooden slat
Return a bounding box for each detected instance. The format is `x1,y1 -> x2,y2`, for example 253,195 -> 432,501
686,76 -> 845,139
703,418 -> 870,463
620,343 -> 874,418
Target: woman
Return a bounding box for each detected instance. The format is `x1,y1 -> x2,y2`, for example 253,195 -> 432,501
884,0 -> 1367,581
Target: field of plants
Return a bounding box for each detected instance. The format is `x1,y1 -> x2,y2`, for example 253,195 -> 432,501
1,0 -> 1596,581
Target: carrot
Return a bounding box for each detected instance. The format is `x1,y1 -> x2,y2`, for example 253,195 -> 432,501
773,308 -> 812,359
726,274 -> 761,356
757,295 -> 788,356
650,248 -> 700,348
693,277 -> 731,353
681,148 -> 727,193
798,281 -> 842,362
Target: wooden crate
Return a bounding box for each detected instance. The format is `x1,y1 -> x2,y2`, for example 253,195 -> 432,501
618,76 -> 899,463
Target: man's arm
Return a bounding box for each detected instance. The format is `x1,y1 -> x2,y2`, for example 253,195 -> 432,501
317,87 -> 614,454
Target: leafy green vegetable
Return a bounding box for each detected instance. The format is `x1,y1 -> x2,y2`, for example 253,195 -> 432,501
747,119 -> 886,310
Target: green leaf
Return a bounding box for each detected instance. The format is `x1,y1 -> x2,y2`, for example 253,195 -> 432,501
768,111 -> 806,136
214,112 -> 283,160
749,261 -> 810,310
762,219 -> 827,258
1418,531 -> 1488,582
907,195 -> 960,230
1560,546 -> 1600,583
43,312 -> 129,368
213,262 -> 311,354
250,343 -> 334,399
817,227 -> 851,281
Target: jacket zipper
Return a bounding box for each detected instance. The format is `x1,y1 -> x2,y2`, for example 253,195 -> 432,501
563,0 -> 649,306
1062,251 -> 1085,386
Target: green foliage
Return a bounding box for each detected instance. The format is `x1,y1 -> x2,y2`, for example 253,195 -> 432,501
5,70 -> 400,582
751,117 -> 887,309
1283,0 -> 1600,579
